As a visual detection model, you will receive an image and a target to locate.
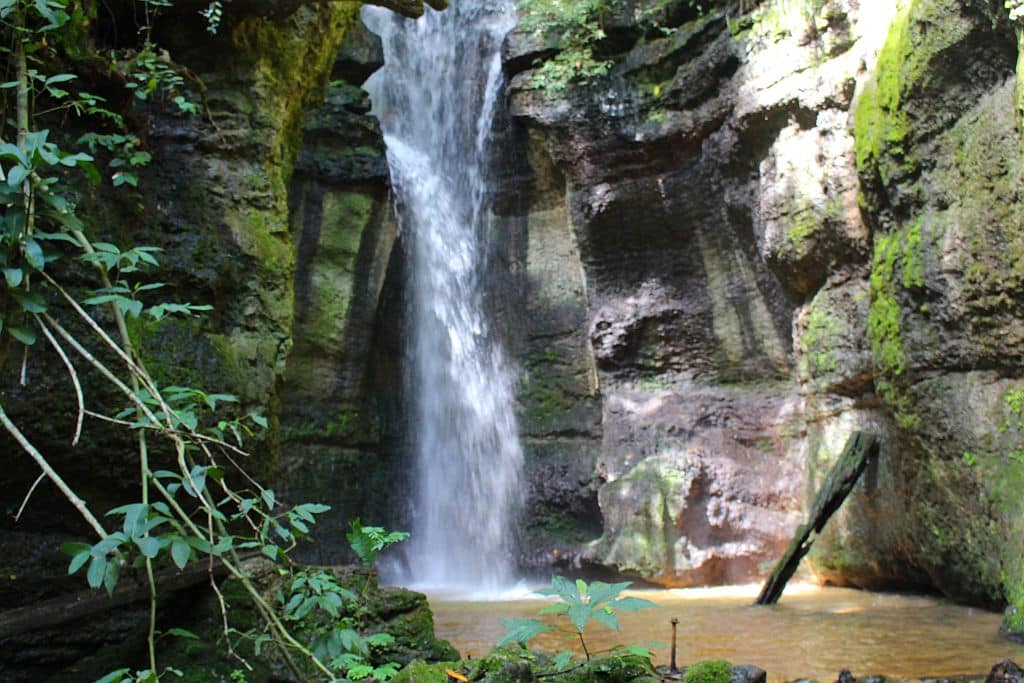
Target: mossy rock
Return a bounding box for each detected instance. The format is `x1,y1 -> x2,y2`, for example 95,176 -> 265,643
417,646 -> 659,683
682,660 -> 733,683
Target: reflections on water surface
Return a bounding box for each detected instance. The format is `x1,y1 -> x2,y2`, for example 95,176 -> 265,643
425,584 -> 1024,681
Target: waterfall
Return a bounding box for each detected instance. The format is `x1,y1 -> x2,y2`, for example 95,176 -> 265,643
363,0 -> 522,592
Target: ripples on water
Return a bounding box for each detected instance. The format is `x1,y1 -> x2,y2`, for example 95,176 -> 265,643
425,584 -> 1024,681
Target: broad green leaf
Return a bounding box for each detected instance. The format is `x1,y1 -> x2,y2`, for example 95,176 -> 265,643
337,628 -> 368,656
586,580 -> 631,606
3,267 -> 23,287
170,539 -> 190,569
8,324 -> 36,346
591,608 -> 619,632
261,488 -> 276,510
567,603 -> 591,633
86,555 -> 106,589
6,164 -> 27,188
0,143 -> 28,166
103,558 -> 119,595
261,544 -> 279,560
250,413 -> 268,429
23,239 -> 44,270
135,536 -> 162,559
13,290 -> 47,314
497,618 -> 553,646
610,596 -> 657,612
68,550 -> 91,575
60,541 -> 91,556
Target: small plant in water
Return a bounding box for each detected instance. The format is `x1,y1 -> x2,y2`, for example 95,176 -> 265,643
499,576 -> 656,660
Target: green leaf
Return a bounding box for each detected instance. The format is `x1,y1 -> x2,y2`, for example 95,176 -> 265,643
68,550 -> 91,575
8,324 -> 36,345
103,558 -> 119,596
567,603 -> 592,633
0,143 -> 28,166
622,644 -> 653,657
12,290 -> 47,314
591,608 -> 619,632
24,239 -> 44,270
164,627 -> 200,640
3,268 -> 23,287
135,536 -> 162,559
610,596 -> 657,613
538,603 -> 569,615
250,413 -> 268,429
86,555 -> 106,589
586,580 -> 631,606
261,544 -> 279,560
6,164 -> 27,188
373,663 -> 401,681
348,664 -> 374,680
94,669 -> 131,683
171,539 -> 190,569
365,632 -> 396,648
497,618 -> 554,646
61,541 -> 91,557
261,489 -> 276,510
552,650 -> 575,670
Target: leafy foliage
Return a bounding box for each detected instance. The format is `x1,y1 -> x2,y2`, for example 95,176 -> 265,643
347,518 -> 410,565
516,0 -> 612,92
499,576 -> 656,659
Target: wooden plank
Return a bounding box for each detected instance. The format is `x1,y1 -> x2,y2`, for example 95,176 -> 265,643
755,431 -> 879,605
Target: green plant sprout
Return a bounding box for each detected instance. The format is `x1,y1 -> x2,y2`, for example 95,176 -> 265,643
499,576 -> 656,660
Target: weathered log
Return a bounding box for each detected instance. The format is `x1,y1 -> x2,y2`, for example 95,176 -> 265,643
755,431 -> 879,605
0,560 -> 230,639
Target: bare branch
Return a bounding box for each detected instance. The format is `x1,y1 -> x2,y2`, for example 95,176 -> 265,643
35,316 -> 86,445
0,403 -> 108,539
14,472 -> 46,522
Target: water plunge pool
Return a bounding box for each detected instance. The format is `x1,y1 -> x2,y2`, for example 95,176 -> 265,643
425,584 -> 1023,681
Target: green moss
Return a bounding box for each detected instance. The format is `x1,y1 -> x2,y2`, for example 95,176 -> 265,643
868,218 -> 927,429
800,303 -> 839,377
853,3 -> 913,183
683,660 -> 732,683
391,661 -> 460,683
782,206 -> 819,257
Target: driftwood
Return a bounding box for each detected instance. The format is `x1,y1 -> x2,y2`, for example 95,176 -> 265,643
755,431 -> 879,605
0,560 -> 229,639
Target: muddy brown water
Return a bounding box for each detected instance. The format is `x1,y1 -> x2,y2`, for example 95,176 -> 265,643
424,584 -> 1024,682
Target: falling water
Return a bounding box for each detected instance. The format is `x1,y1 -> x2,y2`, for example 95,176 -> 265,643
362,0 -> 522,592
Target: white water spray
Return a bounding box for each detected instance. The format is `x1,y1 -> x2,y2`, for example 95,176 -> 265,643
363,0 -> 523,593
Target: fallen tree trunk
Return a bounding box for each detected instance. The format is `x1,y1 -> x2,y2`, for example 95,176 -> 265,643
0,559 -> 231,638
755,431 -> 879,605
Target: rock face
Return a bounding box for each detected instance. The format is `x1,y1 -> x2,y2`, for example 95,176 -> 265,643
498,0 -> 878,585
277,20 -> 402,565
0,1 -> 364,615
275,0 -> 1024,611
493,0 -> 1024,605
